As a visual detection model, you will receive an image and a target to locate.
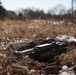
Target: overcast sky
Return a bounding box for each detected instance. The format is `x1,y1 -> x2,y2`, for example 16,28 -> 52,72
1,0 -> 72,12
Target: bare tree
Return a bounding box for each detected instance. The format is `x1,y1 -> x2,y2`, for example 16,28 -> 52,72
72,0 -> 73,14
72,0 -> 76,14
53,4 -> 66,15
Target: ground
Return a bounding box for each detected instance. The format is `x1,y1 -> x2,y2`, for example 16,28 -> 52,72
0,19 -> 76,75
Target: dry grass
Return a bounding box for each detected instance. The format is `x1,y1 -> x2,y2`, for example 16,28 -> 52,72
0,20 -> 76,40
0,19 -> 76,75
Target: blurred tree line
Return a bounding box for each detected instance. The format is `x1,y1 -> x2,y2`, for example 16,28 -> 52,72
0,1 -> 76,21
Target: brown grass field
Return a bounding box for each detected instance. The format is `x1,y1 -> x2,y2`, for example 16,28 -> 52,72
0,19 -> 76,75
